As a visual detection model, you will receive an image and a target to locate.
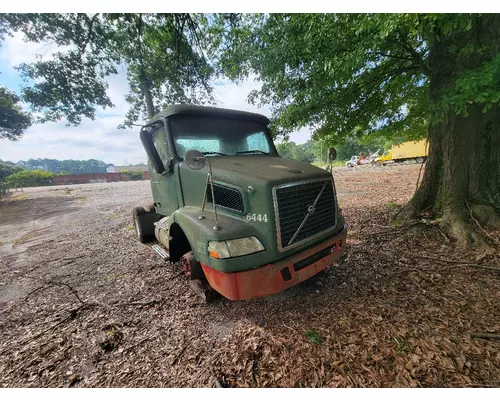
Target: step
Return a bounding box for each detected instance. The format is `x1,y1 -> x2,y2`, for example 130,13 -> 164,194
151,244 -> 170,261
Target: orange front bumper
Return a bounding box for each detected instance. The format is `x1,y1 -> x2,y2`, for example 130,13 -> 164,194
200,226 -> 347,300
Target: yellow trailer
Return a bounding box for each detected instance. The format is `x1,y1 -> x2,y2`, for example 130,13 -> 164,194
392,139 -> 428,162
374,139 -> 428,165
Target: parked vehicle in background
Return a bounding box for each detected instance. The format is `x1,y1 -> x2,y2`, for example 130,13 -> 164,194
360,150 -> 381,165
373,150 -> 392,166
346,150 -> 381,168
374,139 -> 428,165
346,156 -> 359,167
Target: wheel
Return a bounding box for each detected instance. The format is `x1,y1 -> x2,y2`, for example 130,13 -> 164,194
132,206 -> 155,243
416,157 -> 425,163
180,251 -> 205,280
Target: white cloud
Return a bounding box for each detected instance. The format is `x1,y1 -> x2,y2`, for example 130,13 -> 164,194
0,34 -> 312,165
0,32 -> 61,68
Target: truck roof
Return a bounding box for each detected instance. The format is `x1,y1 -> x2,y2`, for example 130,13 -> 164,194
148,104 -> 270,125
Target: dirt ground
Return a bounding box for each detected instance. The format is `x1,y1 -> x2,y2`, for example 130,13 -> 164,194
0,164 -> 499,388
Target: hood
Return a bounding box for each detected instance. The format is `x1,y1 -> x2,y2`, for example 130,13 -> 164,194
201,155 -> 330,187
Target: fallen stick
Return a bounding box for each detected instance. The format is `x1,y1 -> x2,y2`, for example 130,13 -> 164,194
19,303 -> 92,349
416,254 -> 465,263
115,299 -> 163,307
416,255 -> 500,271
445,264 -> 500,272
465,201 -> 500,246
431,225 -> 450,242
121,337 -> 150,354
24,285 -> 49,300
209,366 -> 223,388
367,221 -> 426,237
212,376 -> 223,388
418,254 -> 488,265
471,333 -> 500,341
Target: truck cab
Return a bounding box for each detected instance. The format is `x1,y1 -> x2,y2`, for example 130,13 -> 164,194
133,105 -> 347,301
374,150 -> 393,165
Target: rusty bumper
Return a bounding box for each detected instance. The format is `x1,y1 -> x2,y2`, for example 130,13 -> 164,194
200,226 -> 347,301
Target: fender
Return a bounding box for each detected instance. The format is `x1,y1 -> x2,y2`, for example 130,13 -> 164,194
170,207 -> 264,269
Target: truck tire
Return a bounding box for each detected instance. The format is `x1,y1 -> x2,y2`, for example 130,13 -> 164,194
133,206 -> 155,243
416,157 -> 425,163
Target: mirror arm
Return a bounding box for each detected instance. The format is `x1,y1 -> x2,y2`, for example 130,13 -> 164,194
161,159 -> 175,176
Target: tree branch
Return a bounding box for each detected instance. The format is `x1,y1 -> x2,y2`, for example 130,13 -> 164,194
395,30 -> 431,76
355,63 -> 420,94
80,13 -> 99,57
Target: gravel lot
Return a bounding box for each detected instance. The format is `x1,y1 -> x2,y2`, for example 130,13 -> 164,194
0,164 -> 499,387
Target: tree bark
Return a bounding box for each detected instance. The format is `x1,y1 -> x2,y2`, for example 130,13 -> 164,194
135,13 -> 156,120
141,80 -> 156,119
398,15 -> 500,247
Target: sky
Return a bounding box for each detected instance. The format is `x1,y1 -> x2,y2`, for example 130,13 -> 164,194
0,32 -> 311,166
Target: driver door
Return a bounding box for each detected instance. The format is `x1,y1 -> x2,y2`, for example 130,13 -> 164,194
149,126 -> 179,216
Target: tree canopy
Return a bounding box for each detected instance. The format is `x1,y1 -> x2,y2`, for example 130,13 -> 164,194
5,169 -> 54,187
0,86 -> 31,140
0,13 -> 215,127
0,161 -> 23,181
209,14 -> 499,142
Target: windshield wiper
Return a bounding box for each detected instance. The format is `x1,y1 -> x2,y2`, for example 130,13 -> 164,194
236,150 -> 270,155
202,151 -> 228,156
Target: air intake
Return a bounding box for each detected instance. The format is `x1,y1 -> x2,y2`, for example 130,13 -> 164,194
206,184 -> 244,213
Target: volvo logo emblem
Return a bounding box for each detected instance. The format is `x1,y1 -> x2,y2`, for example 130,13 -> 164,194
307,205 -> 315,215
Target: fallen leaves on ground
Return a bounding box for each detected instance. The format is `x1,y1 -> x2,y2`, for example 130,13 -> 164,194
0,166 -> 499,387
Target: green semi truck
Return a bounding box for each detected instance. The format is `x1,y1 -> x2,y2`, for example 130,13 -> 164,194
133,105 -> 347,301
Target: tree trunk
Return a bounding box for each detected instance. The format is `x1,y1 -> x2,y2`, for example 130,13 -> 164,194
142,81 -> 156,119
398,15 -> 500,247
135,13 -> 156,120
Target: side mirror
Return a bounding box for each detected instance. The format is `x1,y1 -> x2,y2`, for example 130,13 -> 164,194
327,147 -> 337,161
184,149 -> 206,170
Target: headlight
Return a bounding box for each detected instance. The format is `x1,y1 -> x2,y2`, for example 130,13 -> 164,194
208,236 -> 265,259
337,203 -> 343,220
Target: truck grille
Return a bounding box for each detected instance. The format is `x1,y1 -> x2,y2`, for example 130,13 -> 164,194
206,184 -> 243,212
273,179 -> 336,251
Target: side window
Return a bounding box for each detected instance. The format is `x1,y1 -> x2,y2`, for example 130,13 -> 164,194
246,132 -> 270,153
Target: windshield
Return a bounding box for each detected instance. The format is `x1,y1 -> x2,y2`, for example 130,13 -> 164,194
169,115 -> 276,159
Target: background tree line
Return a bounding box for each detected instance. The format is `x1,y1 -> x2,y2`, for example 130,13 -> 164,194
0,158 -> 109,187
276,135 -> 397,163
0,158 -> 112,176
17,158 -> 112,174
4,169 -> 56,187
